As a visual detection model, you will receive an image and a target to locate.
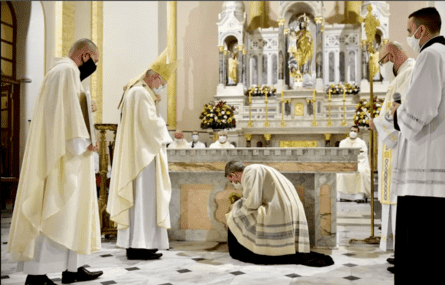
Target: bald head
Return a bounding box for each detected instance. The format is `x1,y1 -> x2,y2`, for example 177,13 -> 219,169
174,130 -> 184,140
69,38 -> 99,67
378,41 -> 408,76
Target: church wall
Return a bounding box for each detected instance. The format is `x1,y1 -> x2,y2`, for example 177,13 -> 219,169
74,1 -> 92,92
102,1 -> 161,124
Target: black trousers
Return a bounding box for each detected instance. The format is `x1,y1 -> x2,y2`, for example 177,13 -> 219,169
395,195 -> 445,285
228,228 -> 334,267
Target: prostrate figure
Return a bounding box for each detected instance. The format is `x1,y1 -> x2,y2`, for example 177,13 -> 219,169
336,125 -> 371,203
167,130 -> 190,149
188,131 -> 206,149
225,161 -> 334,267
209,131 -> 235,149
390,7 -> 445,284
7,38 -> 103,285
371,42 -> 415,259
107,48 -> 177,261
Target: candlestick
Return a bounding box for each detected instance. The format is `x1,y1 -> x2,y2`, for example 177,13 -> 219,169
343,87 -> 346,100
281,90 -> 284,102
313,89 -> 316,101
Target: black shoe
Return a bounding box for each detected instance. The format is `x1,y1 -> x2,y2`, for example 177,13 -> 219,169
126,248 -> 162,260
25,275 -> 57,285
61,267 -> 103,284
387,257 -> 395,265
387,266 -> 395,274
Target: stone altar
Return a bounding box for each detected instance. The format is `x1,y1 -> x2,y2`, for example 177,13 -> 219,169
167,147 -> 360,249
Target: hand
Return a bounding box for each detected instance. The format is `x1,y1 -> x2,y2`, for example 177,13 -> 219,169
390,102 -> 400,117
155,95 -> 161,102
369,118 -> 375,130
88,142 -> 99,152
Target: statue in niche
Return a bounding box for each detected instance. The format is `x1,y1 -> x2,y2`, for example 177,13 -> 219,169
307,101 -> 313,116
288,14 -> 313,79
228,47 -> 238,85
285,100 -> 291,116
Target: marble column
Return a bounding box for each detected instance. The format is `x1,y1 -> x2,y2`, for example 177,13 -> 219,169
284,28 -> 290,87
223,50 -> 228,86
218,46 -> 224,85
315,17 -> 323,79
243,49 -> 247,86
238,45 -> 243,85
278,19 -> 285,80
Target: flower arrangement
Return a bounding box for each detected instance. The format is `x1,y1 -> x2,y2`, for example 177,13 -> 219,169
344,82 -> 360,95
326,84 -> 344,95
200,101 -> 236,130
245,86 -> 276,97
353,98 -> 384,127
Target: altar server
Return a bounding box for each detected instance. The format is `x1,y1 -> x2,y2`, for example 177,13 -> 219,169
108,48 -> 177,260
167,130 -> 190,149
225,161 -> 333,267
372,42 -> 415,254
390,7 -> 445,284
7,39 -> 103,285
209,130 -> 235,148
336,126 -> 371,203
188,131 -> 206,148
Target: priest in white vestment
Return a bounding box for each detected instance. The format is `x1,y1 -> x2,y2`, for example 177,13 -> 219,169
7,39 -> 103,285
225,161 -> 333,267
336,126 -> 371,203
107,48 -> 177,260
371,42 -> 415,253
188,131 -> 206,148
389,8 -> 445,284
167,130 -> 190,149
209,131 -> 235,148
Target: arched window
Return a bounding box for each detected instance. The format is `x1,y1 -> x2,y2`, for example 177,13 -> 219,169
272,54 -> 278,85
262,54 -> 268,85
339,52 -> 345,82
1,1 -> 16,79
250,55 -> 258,86
329,52 -> 335,82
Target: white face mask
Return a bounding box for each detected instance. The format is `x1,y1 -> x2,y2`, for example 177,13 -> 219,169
232,182 -> 243,191
219,136 -> 227,143
192,135 -> 199,142
381,61 -> 395,82
152,84 -> 166,95
350,131 -> 358,139
406,26 -> 422,54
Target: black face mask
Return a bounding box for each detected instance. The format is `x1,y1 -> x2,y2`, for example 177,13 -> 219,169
79,57 -> 97,81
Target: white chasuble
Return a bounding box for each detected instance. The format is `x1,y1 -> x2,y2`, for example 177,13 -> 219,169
209,141 -> 235,148
7,58 -> 101,262
393,42 -> 445,198
336,137 -> 371,197
374,58 -> 415,205
107,80 -> 172,248
189,141 -> 206,149
226,164 -> 310,256
168,139 -> 191,149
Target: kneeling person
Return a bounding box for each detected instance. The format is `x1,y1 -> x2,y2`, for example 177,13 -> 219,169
225,161 -> 334,267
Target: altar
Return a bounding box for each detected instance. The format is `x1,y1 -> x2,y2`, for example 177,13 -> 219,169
167,147 -> 360,249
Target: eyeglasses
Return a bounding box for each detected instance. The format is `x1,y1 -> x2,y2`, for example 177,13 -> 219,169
378,53 -> 391,67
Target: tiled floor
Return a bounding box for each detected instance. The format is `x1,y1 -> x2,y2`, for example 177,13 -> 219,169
1,198 -> 394,285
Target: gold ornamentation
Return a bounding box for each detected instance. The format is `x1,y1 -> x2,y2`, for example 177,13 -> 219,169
359,5 -> 380,54
284,28 -> 289,35
264,134 -> 272,141
167,1 -> 177,130
243,49 -> 247,55
55,1 -> 75,57
244,134 -> 253,141
324,134 -> 332,141
294,103 -> 304,116
278,19 -> 286,26
326,90 -> 333,127
247,88 -> 254,127
263,86 -> 270,127
218,46 -> 224,52
383,39 -> 389,45
237,45 -> 244,51
279,141 -> 318,147
91,1 -> 103,123
223,50 -> 227,56
314,17 -> 323,24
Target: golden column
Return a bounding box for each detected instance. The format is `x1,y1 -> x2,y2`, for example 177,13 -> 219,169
91,1 -> 104,124
167,1 -> 177,130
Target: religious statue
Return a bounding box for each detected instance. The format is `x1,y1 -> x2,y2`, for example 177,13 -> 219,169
288,13 -> 314,79
228,49 -> 238,84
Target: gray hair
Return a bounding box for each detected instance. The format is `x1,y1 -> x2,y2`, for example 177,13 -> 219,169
388,41 -> 405,52
225,161 -> 245,177
146,69 -> 158,76
69,38 -> 97,55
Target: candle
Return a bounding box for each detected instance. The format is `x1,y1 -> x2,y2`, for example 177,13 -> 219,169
281,90 -> 284,102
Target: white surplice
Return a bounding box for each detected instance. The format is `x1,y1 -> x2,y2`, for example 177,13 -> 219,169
336,137 -> 371,200
7,58 -> 101,264
209,141 -> 235,148
188,141 -> 206,149
393,41 -> 445,198
226,164 -> 310,256
108,80 -> 172,250
373,58 -> 415,251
